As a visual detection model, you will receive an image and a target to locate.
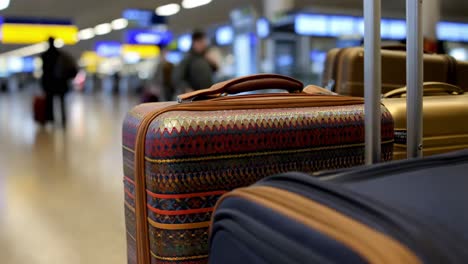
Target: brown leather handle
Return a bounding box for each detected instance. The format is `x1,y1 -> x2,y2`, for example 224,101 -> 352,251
177,74 -> 303,102
303,85 -> 338,96
383,82 -> 464,98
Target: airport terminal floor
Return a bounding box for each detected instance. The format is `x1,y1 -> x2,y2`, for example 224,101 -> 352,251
0,91 -> 138,264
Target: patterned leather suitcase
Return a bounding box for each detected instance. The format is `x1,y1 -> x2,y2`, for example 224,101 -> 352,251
209,150 -> 468,264
322,46 -> 468,96
122,74 -> 395,264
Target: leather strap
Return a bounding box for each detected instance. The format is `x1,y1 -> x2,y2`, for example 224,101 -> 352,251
303,85 -> 338,96
134,114 -> 157,264
177,74 -> 303,102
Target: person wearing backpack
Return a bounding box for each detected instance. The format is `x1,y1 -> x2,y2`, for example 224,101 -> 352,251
41,37 -> 78,128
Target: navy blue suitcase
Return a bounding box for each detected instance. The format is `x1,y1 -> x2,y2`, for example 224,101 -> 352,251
209,150 -> 468,264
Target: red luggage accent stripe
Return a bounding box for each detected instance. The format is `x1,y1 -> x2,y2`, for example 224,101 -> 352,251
146,190 -> 227,199
147,205 -> 214,216
124,176 -> 135,185
125,188 -> 135,200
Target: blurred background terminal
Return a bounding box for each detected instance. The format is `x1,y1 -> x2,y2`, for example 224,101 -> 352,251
0,0 -> 467,263
0,0 -> 467,93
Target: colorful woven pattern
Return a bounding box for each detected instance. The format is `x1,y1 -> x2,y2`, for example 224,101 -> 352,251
123,103 -> 394,264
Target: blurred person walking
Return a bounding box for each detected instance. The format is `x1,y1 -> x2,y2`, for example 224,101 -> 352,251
41,37 -> 78,128
173,30 -> 219,94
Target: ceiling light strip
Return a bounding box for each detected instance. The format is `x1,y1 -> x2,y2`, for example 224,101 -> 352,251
155,3 -> 181,16
182,0 -> 212,9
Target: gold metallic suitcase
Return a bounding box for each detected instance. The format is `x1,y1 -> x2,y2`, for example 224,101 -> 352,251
322,47 -> 468,97
382,82 -> 468,159
305,82 -> 468,160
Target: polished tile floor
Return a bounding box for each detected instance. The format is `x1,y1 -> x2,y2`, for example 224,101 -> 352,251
0,90 -> 139,264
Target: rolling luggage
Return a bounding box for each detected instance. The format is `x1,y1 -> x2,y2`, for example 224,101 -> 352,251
33,95 -> 46,125
122,74 -> 395,264
209,150 -> 468,264
322,46 -> 468,97
304,82 -> 468,159
381,82 -> 468,159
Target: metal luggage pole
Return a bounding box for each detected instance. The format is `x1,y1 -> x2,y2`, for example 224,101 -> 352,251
364,0 -> 382,165
406,0 -> 424,158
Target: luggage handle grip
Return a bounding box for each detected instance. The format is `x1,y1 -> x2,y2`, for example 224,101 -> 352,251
303,85 -> 338,96
177,74 -> 303,102
383,82 -> 464,98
